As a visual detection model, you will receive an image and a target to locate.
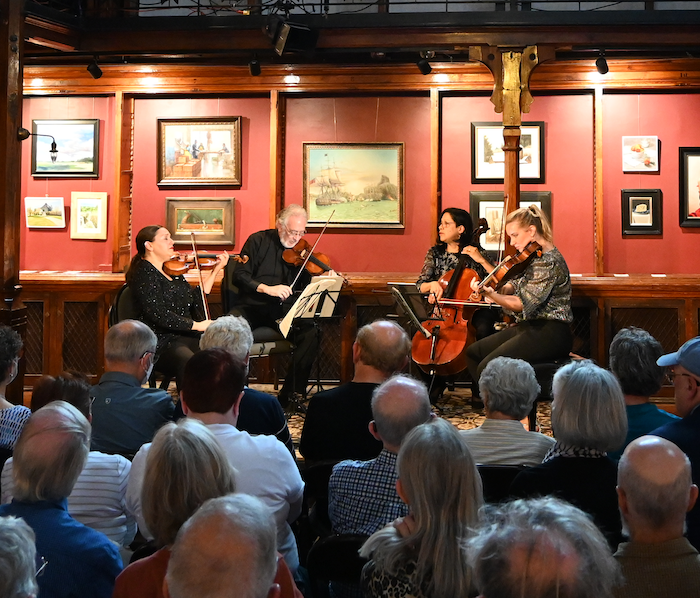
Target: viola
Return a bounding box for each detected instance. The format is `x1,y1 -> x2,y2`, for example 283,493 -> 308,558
282,239 -> 332,276
471,240 -> 542,301
163,252 -> 248,277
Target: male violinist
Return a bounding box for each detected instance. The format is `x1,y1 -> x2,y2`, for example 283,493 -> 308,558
231,204 -> 331,408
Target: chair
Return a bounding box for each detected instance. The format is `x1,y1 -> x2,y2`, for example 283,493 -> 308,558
528,357 -> 570,431
302,461 -> 339,538
306,534 -> 369,598
221,259 -> 294,389
477,464 -> 527,503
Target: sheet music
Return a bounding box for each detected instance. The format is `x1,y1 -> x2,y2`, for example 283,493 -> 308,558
278,275 -> 344,338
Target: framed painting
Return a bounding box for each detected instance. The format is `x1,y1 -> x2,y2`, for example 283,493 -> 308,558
679,147 -> 700,227
31,119 -> 99,178
622,136 -> 659,173
302,142 -> 404,229
24,197 -> 66,229
471,122 -> 545,184
165,198 -> 235,246
469,191 -> 552,255
157,117 -> 242,186
70,191 -> 108,240
621,189 -> 662,236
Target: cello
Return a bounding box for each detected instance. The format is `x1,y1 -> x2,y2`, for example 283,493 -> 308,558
411,219 -> 490,377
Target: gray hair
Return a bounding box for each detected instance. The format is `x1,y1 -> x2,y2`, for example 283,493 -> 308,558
142,418 -> 236,547
361,418 -> 482,598
467,497 -> 622,598
609,327 -> 665,397
105,319 -> 157,363
276,204 -> 308,228
166,494 -> 277,598
479,357 -> 541,420
356,320 -> 411,375
0,516 -> 38,598
371,374 -> 432,448
12,401 -> 90,503
551,360 -> 627,452
199,315 -> 254,362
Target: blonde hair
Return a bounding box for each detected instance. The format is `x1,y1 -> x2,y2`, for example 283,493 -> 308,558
361,418 -> 483,598
142,419 -> 236,546
506,204 -> 553,243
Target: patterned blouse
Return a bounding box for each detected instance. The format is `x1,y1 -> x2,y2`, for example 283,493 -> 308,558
508,247 -> 573,324
416,245 -> 489,291
0,405 -> 31,449
362,559 -> 429,598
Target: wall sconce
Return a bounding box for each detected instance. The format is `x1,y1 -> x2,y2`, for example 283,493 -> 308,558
596,51 -> 609,75
18,128 -> 58,162
417,51 -> 435,75
87,58 -> 103,80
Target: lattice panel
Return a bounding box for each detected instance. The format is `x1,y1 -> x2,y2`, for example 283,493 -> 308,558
571,305 -> 592,358
24,301 -> 44,375
358,303 -> 396,328
610,307 -> 679,355
62,302 -> 99,375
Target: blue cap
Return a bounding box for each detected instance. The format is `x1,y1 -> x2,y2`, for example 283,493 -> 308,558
657,337 -> 700,378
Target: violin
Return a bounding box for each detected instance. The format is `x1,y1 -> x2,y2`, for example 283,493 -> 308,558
470,240 -> 542,301
163,252 -> 248,277
282,239 -> 332,276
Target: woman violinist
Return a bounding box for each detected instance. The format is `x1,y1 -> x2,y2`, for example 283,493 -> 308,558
417,207 -> 499,340
466,205 -> 573,386
126,225 -> 229,389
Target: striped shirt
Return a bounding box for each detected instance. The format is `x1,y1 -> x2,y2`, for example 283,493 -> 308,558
2,451 -> 136,547
0,405 -> 31,449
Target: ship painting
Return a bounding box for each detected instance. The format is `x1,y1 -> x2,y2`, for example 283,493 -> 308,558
310,155 -> 348,206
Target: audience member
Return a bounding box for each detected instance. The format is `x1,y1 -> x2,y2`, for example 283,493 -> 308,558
467,496 -> 621,598
2,372 -> 136,547
0,325 -> 29,451
199,315 -> 293,455
460,356 -> 554,465
614,435 -> 700,597
0,515 -> 38,598
651,336 -> 700,550
127,348 -> 304,572
329,375 -> 433,536
360,418 -> 483,598
164,494 -> 280,598
0,402 -> 122,597
607,327 -> 679,460
90,320 -> 174,456
510,359 -> 627,548
300,320 -> 411,464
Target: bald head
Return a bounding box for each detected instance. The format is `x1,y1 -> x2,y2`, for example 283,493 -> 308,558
370,375 -> 432,451
618,435 -> 698,536
355,320 -> 410,376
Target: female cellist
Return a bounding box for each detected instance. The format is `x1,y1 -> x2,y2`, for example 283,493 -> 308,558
466,205 -> 573,388
126,225 -> 229,389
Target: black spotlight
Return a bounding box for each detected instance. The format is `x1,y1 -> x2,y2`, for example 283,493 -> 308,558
249,58 -> 261,77
595,52 -> 609,75
274,22 -> 318,57
417,58 -> 432,75
87,59 -> 103,80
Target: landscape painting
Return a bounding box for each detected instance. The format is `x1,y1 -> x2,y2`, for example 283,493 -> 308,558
303,143 -> 404,228
31,119 -> 99,178
25,197 -> 66,229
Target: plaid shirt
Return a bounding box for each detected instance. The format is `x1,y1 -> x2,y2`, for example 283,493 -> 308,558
328,449 -> 408,536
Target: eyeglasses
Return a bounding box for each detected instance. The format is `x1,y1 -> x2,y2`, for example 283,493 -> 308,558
141,350 -> 156,362
284,225 -> 306,237
665,371 -> 699,384
36,555 -> 48,578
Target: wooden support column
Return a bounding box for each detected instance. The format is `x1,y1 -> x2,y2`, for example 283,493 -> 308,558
112,91 -> 134,272
270,90 -> 284,228
429,88 -> 440,235
594,86 -> 605,276
0,0 -> 27,404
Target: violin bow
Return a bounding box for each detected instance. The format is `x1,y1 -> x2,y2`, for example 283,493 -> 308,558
190,232 -> 211,320
289,210 -> 335,290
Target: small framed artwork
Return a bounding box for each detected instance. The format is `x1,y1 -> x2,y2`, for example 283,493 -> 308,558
165,198 -> 235,246
471,122 -> 545,184
679,147 -> 700,228
24,197 -> 66,229
31,119 -> 99,178
469,191 -> 552,255
622,136 -> 659,172
621,189 -> 662,236
303,142 -> 404,229
70,192 -> 108,240
157,117 -> 242,186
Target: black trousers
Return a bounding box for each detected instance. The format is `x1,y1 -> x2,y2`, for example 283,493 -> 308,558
156,334 -> 201,391
466,319 -> 573,384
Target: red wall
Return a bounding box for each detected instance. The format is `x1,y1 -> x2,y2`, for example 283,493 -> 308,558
603,93 -> 700,274
442,94 -> 596,275
20,96 -> 115,271
284,95 -> 432,273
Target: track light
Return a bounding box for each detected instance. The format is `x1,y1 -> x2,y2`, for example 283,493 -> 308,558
87,58 -> 103,80
417,51 -> 435,75
249,58 -> 261,77
595,52 -> 609,75
18,128 -> 58,163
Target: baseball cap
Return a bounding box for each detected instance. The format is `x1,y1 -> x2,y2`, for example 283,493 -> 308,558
657,337 -> 700,378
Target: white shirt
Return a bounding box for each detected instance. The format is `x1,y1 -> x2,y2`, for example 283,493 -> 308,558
126,422 -> 305,572
2,451 -> 136,547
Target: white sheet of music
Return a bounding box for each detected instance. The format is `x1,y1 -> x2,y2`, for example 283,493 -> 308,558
278,275 -> 344,338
